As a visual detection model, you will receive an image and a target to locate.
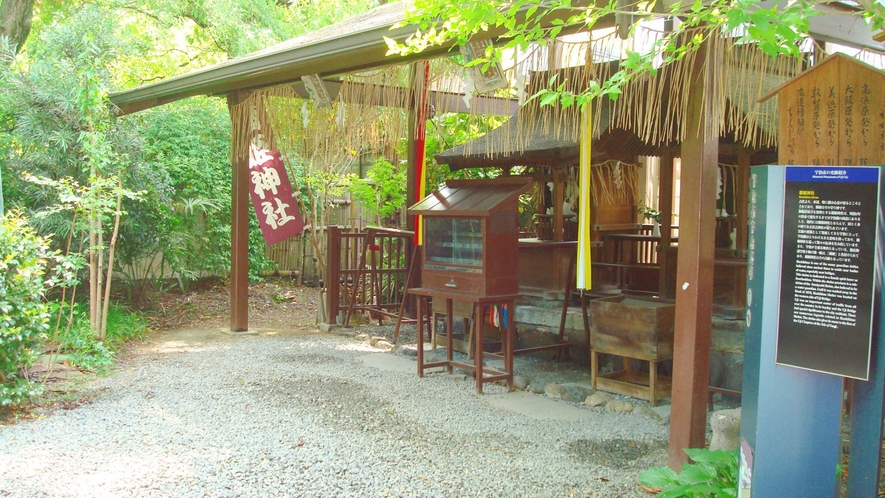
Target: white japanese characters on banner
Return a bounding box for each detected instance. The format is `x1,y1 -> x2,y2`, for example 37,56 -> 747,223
248,145 -> 305,245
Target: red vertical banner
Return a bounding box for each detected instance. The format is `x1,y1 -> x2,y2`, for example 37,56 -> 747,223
248,145 -> 305,245
413,60 -> 431,245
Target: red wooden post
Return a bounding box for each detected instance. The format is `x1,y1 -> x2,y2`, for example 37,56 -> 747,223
658,149 -> 675,297
735,148 -> 751,256
668,44 -> 719,469
326,225 -> 341,325
227,92 -> 250,332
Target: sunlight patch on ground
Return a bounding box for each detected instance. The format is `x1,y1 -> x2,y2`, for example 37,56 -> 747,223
335,342 -> 379,352
1,446 -> 195,492
142,404 -> 185,428
149,340 -> 228,354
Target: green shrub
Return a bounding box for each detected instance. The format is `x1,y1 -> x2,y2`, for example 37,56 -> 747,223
52,301 -> 146,373
638,448 -> 738,498
0,213 -> 71,405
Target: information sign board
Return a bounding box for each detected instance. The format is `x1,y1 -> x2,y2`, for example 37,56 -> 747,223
777,166 -> 881,379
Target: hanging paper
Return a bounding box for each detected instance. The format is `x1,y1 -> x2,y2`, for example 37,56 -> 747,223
301,74 -> 332,110
576,105 -> 593,289
413,60 -> 431,245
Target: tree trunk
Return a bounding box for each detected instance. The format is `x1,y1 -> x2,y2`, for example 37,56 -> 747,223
0,0 -> 36,54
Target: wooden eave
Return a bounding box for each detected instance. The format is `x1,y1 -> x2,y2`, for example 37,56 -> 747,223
109,2 -> 599,116
408,178 -> 532,217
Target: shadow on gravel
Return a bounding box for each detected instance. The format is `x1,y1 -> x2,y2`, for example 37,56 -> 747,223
566,437 -> 668,468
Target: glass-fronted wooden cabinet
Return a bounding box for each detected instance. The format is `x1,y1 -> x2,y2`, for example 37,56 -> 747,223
424,218 -> 483,268
409,178 -> 531,298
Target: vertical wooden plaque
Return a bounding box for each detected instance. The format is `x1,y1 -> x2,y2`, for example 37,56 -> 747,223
769,53 -> 885,167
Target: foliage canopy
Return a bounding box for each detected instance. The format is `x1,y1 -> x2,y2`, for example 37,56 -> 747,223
390,0 -> 883,108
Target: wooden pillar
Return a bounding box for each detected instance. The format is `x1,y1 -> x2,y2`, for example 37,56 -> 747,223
406,63 -> 418,235
658,149 -> 675,297
735,148 -> 751,256
227,92 -> 250,332
668,44 -> 719,469
553,168 -> 564,242
732,148 -> 751,308
406,62 -> 430,298
326,225 -> 341,325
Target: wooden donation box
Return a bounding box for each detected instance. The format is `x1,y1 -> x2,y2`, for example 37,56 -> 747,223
408,178 -> 531,393
589,295 -> 675,406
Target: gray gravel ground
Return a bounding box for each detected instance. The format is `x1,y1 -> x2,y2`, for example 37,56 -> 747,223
0,326 -> 669,497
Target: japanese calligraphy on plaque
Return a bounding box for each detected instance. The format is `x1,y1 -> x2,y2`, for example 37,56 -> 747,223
777,166 -> 881,379
248,146 -> 305,245
761,53 -> 885,167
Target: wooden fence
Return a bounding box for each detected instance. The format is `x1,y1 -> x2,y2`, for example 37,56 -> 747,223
325,226 -> 415,325
263,233 -> 324,284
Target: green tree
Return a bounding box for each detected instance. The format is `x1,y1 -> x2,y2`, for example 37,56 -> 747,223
0,0 -> 36,54
0,212 -> 81,406
0,5 -> 143,341
390,0 -> 881,107
345,157 -> 408,227
1,0 -> 385,304
117,97 -> 234,297
423,112 -> 508,192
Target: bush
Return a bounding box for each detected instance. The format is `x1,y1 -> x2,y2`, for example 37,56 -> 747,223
0,214 -> 64,405
52,301 -> 146,373
638,448 -> 738,498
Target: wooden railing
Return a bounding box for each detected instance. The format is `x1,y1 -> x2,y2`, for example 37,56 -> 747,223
326,226 -> 415,326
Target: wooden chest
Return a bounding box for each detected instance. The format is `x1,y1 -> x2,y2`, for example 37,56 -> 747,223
588,295 -> 675,405
589,295 -> 675,361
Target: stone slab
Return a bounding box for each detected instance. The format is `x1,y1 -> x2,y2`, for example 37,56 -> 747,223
219,328 -> 259,336
483,391 -> 595,422
359,352 -> 416,374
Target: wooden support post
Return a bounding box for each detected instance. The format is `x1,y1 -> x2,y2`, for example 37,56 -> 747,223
227,92 -> 250,332
735,148 -> 751,256
658,150 -> 675,298
553,168 -> 564,242
326,225 -> 341,325
405,62 -> 429,307
732,148 -> 751,309
668,45 -> 719,469
406,64 -> 418,235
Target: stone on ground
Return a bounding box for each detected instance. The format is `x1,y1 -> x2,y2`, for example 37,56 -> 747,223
709,407 -> 741,451
650,404 -> 671,425
635,406 -> 665,425
607,400 -> 634,413
559,382 -> 595,403
584,392 -> 612,407
373,340 -> 394,349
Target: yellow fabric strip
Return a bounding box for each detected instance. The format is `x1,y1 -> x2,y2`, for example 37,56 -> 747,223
576,104 -> 593,289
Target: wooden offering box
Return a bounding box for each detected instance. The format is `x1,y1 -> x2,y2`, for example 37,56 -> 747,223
409,178 -> 532,297
589,295 -> 675,406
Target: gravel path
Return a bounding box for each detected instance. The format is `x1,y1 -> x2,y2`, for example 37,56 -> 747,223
0,327 -> 668,497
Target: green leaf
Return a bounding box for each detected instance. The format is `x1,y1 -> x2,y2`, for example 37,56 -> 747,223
539,92 -> 559,106
658,484 -> 696,498
679,462 -> 717,484
638,466 -> 679,487
684,448 -> 737,465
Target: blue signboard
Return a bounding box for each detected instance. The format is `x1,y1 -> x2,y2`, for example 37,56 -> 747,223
778,166 -> 881,379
